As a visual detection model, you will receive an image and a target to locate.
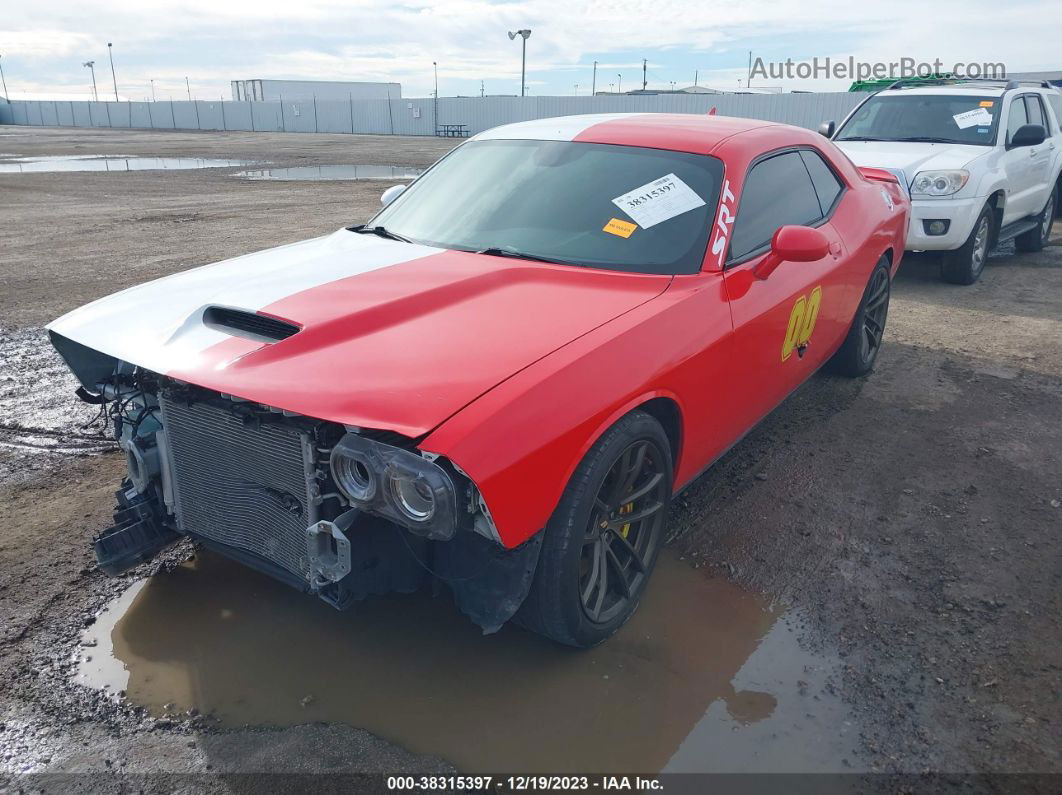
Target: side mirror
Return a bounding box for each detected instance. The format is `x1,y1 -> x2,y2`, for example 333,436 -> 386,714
817,120 -> 836,138
754,225 -> 831,280
380,184 -> 407,206
1009,123 -> 1046,148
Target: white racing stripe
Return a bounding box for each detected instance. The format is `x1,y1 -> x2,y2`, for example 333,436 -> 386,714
47,230 -> 442,375
472,113 -> 637,143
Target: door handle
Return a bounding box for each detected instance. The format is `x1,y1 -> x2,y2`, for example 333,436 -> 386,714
829,241 -> 842,258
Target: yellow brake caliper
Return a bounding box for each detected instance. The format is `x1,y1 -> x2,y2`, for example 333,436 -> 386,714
619,502 -> 634,538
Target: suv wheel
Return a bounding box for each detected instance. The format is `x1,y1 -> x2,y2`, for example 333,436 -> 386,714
1015,189 -> 1056,253
517,410 -> 671,647
941,206 -> 993,285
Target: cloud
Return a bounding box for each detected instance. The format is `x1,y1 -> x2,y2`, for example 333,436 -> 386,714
2,1 -> 1058,99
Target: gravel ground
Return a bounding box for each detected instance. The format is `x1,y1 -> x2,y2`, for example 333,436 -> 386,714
0,126 -> 1059,788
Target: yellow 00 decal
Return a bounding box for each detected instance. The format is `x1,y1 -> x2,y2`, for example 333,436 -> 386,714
781,286 -> 822,361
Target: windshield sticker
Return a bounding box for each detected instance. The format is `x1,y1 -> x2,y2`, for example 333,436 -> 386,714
953,108 -> 994,129
612,173 -> 706,229
976,127 -> 990,134
979,100 -> 995,108
603,218 -> 637,238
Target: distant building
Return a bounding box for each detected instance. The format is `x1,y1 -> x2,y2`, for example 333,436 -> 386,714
230,79 -> 401,102
1008,70 -> 1062,87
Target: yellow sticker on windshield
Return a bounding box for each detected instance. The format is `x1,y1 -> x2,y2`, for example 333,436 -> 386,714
603,218 -> 637,238
979,100 -> 994,107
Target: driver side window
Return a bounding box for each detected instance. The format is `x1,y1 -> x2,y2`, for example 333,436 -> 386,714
728,152 -> 823,263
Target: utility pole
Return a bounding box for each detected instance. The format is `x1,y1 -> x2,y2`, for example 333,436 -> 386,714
185,76 -> 191,101
573,83 -> 578,95
107,43 -> 118,100
642,58 -> 647,90
433,60 -> 438,134
0,54 -> 8,103
617,73 -> 622,93
592,60 -> 597,95
83,61 -> 98,101
507,29 -> 531,97
747,50 -> 753,87
480,80 -> 484,98
694,69 -> 698,87
150,79 -> 156,102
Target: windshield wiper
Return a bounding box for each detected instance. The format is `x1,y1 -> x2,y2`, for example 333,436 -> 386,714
836,136 -> 885,142
349,224 -> 414,243
475,246 -> 576,266
889,136 -> 967,144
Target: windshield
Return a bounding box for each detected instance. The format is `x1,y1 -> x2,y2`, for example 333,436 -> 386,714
367,139 -> 724,275
836,94 -> 1001,146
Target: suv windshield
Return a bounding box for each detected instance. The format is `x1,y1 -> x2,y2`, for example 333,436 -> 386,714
367,139 -> 724,275
836,94 -> 1001,146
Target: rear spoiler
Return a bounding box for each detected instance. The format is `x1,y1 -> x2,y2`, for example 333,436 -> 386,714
858,166 -> 900,184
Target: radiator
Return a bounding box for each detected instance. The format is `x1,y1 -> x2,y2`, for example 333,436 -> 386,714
159,395 -> 318,580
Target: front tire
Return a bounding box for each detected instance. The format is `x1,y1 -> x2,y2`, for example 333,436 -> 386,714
828,256 -> 891,377
517,411 -> 672,647
941,206 -> 993,285
1015,189 -> 1056,253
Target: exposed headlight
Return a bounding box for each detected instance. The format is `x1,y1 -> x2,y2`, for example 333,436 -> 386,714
331,451 -> 377,502
911,170 -> 969,197
330,432 -> 457,540
387,471 -> 437,522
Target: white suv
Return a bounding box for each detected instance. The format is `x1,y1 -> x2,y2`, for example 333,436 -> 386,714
823,79 -> 1062,284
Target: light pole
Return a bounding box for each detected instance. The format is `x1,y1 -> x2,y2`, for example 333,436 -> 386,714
592,60 -> 597,95
432,61 -> 438,135
107,43 -> 118,100
0,54 -> 9,103
83,61 -> 98,101
185,76 -> 191,101
507,29 -> 531,97
150,79 -> 156,102
617,74 -> 622,93
573,83 -> 578,96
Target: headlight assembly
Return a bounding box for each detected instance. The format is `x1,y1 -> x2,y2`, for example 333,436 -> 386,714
330,432 -> 457,540
911,170 -> 969,197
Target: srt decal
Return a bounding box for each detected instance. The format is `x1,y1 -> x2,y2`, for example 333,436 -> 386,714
710,179 -> 736,267
781,286 -> 822,361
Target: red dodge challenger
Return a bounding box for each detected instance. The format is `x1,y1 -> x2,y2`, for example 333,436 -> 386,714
48,113 -> 908,647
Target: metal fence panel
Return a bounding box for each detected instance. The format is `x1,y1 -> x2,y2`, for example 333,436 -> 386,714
1,93 -> 865,137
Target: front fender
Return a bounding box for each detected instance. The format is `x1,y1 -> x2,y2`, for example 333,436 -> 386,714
422,274 -> 732,548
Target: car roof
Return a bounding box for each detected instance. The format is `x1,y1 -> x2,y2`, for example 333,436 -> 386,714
472,113 -> 786,155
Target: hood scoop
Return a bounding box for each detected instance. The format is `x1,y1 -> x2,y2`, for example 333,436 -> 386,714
202,306 -> 300,343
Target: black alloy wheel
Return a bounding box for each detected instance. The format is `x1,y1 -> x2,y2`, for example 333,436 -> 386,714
580,439 -> 668,624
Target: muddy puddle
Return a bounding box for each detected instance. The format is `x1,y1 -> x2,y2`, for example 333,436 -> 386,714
78,550 -> 859,773
0,155 -> 251,173
233,165 -> 422,181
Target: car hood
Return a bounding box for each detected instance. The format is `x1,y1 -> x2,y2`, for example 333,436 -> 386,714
835,140 -> 987,186
48,229 -> 670,437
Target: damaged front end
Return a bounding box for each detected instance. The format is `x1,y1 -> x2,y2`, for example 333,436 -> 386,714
51,332 -> 541,634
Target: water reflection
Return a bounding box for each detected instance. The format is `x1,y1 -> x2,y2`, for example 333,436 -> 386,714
0,155 -> 251,173
233,165 -> 422,181
79,550 -> 856,773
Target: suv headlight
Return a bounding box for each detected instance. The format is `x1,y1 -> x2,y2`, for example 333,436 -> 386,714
330,432 -> 458,540
911,170 -> 969,197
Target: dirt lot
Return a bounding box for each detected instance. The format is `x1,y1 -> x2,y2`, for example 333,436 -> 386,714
0,127 -> 1059,788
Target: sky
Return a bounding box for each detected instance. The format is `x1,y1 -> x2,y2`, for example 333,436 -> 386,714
1,1 -> 1059,101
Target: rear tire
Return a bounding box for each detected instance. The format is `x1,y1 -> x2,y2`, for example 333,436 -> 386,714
517,411 -> 672,648
828,256 -> 891,378
1015,189 -> 1056,253
941,206 -> 993,285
